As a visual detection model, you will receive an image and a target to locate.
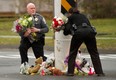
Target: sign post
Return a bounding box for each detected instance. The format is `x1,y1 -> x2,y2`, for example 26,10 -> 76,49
54,0 -> 77,71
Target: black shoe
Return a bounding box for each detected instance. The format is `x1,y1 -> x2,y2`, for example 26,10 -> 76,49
66,73 -> 74,76
43,56 -> 47,61
97,73 -> 105,77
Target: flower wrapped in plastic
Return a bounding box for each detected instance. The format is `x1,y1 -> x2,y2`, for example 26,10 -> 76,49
12,14 -> 37,43
51,16 -> 65,31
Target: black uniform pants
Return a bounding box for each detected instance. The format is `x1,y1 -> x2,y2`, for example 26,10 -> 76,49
19,38 -> 46,64
67,28 -> 104,74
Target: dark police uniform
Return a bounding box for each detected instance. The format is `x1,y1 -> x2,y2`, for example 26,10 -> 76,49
63,11 -> 104,76
19,13 -> 49,64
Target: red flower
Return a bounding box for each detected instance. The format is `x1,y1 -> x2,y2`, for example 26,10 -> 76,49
51,16 -> 64,31
15,24 -> 22,32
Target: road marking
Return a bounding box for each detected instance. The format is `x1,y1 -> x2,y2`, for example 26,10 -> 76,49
0,53 -> 116,59
0,36 -> 116,39
0,36 -> 53,39
0,54 -> 51,59
81,54 -> 116,59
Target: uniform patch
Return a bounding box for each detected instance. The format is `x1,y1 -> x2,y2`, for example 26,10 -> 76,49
35,17 -> 38,21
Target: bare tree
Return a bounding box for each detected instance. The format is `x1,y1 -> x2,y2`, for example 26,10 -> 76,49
82,0 -> 116,18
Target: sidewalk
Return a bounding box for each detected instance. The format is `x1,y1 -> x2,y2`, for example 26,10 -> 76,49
1,35 -> 116,39
0,35 -> 116,54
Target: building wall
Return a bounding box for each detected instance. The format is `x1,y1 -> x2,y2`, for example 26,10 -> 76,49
21,0 -> 53,13
0,0 -> 53,13
0,0 -> 16,12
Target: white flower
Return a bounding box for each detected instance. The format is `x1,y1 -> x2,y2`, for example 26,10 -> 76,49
58,20 -> 61,24
56,17 -> 62,21
28,17 -> 33,21
18,18 -> 23,23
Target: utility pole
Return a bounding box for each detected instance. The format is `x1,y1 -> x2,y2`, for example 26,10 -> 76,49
54,0 -> 77,71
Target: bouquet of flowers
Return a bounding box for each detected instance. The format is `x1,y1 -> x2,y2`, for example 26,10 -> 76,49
51,16 -> 65,31
12,14 -> 37,43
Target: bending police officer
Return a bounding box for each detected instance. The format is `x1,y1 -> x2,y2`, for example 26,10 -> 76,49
63,7 -> 105,77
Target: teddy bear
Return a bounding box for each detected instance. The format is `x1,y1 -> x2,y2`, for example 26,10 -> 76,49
28,56 -> 56,76
75,58 -> 95,75
48,67 -> 64,76
38,59 -> 64,76
28,57 -> 43,75
28,55 -> 65,76
38,56 -> 56,76
64,50 -> 95,76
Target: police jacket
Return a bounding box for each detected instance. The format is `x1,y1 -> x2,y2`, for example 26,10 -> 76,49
19,13 -> 49,41
63,12 -> 93,35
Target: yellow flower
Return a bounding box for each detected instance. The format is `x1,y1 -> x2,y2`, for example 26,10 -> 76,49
22,19 -> 28,27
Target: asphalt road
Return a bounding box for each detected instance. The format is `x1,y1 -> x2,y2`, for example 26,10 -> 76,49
0,49 -> 116,80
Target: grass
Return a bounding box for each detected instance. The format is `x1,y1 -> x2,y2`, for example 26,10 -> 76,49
0,18 -> 116,51
0,18 -> 54,36
0,38 -> 20,45
90,18 -> 116,37
97,39 -> 116,50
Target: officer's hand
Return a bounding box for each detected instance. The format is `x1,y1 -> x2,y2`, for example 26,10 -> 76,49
31,27 -> 40,32
24,28 -> 31,37
55,25 -> 65,31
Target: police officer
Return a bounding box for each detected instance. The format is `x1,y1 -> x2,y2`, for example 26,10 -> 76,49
19,3 -> 49,74
63,7 -> 105,76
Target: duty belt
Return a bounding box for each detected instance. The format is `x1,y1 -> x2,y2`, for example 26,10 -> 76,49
78,23 -> 91,28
